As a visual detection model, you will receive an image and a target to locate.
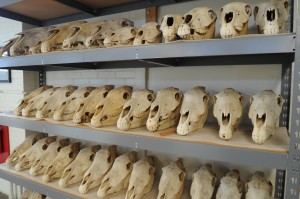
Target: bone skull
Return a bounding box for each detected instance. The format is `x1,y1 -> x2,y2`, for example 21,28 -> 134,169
117,89 -> 156,130
97,151 -> 137,197
249,90 -> 283,144
157,159 -> 186,199
133,22 -> 162,45
103,26 -> 138,47
125,156 -> 155,199
6,133 -> 46,166
0,36 -> 20,57
245,171 -> 273,199
213,88 -> 244,140
178,7 -> 217,40
216,169 -> 243,199
79,145 -> 117,194
177,86 -> 210,135
42,142 -> 81,182
220,2 -> 252,38
147,87 -> 183,132
91,86 -> 133,128
254,1 -> 289,35
190,164 -> 216,199
36,85 -> 78,118
21,189 -> 33,199
73,85 -> 114,123
160,15 -> 183,42
28,192 -> 46,199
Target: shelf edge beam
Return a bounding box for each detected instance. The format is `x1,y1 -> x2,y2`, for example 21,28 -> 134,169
54,0 -> 97,16
0,8 -> 42,26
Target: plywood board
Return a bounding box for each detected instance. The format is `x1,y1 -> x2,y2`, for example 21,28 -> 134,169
76,0 -> 140,9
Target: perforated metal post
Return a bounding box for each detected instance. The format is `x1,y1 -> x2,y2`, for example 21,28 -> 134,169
39,66 -> 46,87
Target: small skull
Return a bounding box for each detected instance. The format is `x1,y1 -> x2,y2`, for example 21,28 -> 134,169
160,15 -> 183,42
216,169 -> 243,199
245,171 -> 273,199
104,26 -> 138,47
133,22 -> 162,45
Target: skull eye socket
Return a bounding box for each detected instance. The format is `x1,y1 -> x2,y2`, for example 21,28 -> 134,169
122,106 -> 131,117
185,14 -> 193,24
225,12 -> 233,23
65,91 -> 71,97
103,91 -> 108,98
123,92 -> 130,100
167,17 -> 174,26
138,30 -> 143,36
69,151 -> 76,159
150,106 -> 159,118
42,144 -> 48,150
84,92 -> 90,98
147,94 -> 154,102
90,154 -> 95,161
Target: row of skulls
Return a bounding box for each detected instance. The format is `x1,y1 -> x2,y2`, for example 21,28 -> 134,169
0,1 -> 289,57
15,85 -> 283,145
8,134 -> 272,199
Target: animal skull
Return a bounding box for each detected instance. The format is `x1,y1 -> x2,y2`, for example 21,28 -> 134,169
103,26 -> 138,47
28,192 -> 46,199
21,189 -> 33,199
6,133 -> 46,166
160,15 -> 183,42
42,142 -> 81,182
249,90 -> 283,144
73,85 -> 114,123
97,151 -> 137,197
216,169 -> 243,199
79,145 -> 117,194
178,7 -> 217,40
36,85 -> 78,118
157,159 -> 186,199
213,88 -> 244,140
0,36 -> 20,57
177,86 -> 210,135
125,156 -> 155,199
91,86 -> 133,128
117,89 -> 156,130
254,1 -> 289,35
245,171 -> 273,199
133,22 -> 162,45
220,2 -> 252,38
147,87 -> 183,132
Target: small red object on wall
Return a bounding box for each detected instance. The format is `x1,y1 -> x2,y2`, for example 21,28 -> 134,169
0,126 -> 10,163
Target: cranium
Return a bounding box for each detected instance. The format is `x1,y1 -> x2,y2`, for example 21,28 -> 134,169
79,145 -> 117,194
254,1 -> 289,35
53,87 -> 95,121
14,86 -> 53,116
0,36 -> 20,57
216,170 -> 243,199
220,2 -> 252,38
160,15 -> 183,42
15,136 -> 57,171
103,26 -> 138,47
59,145 -> 101,188
249,90 -> 283,144
190,164 -> 216,199
85,18 -> 134,48
178,7 -> 217,40
42,142 -> 81,182
133,22 -> 162,45
97,151 -> 137,197
125,156 -> 155,199
245,171 -> 273,199
213,88 -> 244,140
157,159 -> 186,199
6,133 -> 46,166
117,89 -> 156,130
73,85 -> 114,123
21,189 -> 33,199
28,192 -> 46,199
177,86 -> 210,135
91,86 -> 133,128
147,87 -> 183,132
29,138 -> 70,176
36,85 -> 78,119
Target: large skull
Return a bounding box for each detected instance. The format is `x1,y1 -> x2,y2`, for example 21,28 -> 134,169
146,87 -> 183,132
53,87 -> 95,121
36,85 -> 78,119
213,88 -> 244,140
157,159 -> 186,199
97,151 -> 137,197
73,85 -> 114,123
220,2 -> 252,38
103,26 -> 138,47
91,86 -> 133,128
178,7 -> 217,40
0,36 -> 20,57
160,15 -> 183,42
125,156 -> 155,199
177,86 -> 210,135
29,138 -> 70,176
254,1 -> 289,35
6,133 -> 46,166
216,169 -> 243,199
42,142 -> 81,182
15,136 -> 57,171
117,89 -> 156,130
133,22 -> 162,45
190,164 -> 216,199
249,90 -> 283,144
245,171 -> 273,199
79,145 -> 117,194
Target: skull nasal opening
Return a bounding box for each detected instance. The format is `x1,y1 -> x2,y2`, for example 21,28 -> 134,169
225,12 -> 233,23
267,9 -> 276,22
167,17 -> 174,26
